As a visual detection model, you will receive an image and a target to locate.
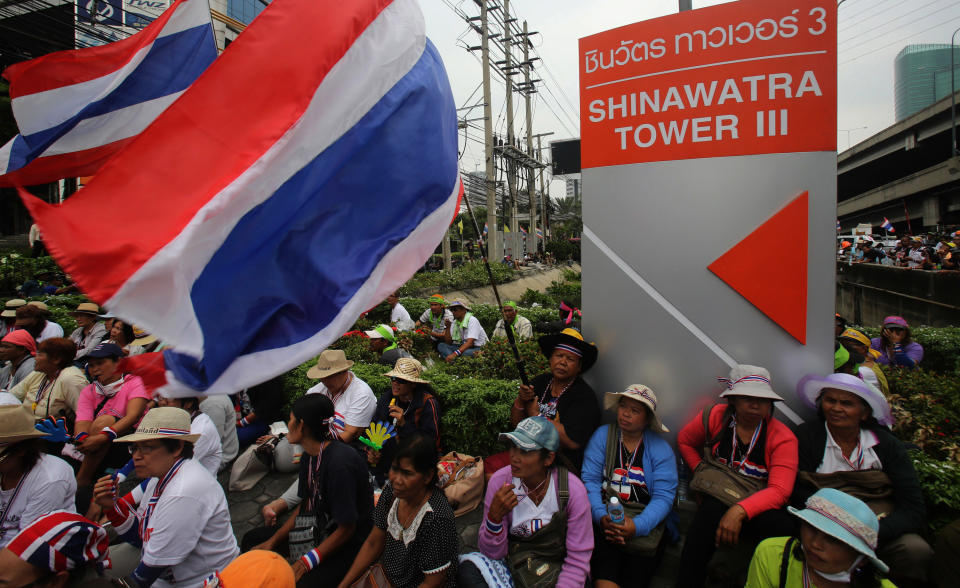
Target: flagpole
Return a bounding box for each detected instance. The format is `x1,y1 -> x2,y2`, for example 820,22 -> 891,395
461,191 -> 530,386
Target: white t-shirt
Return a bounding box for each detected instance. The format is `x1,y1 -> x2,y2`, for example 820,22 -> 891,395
0,454 -> 76,547
418,308 -> 454,338
37,321 -> 64,343
818,422 -> 882,473
391,303 -> 415,331
305,372 -> 376,440
135,459 -> 238,587
199,395 -> 239,466
509,475 -> 559,538
191,412 -> 223,477
453,315 -> 488,348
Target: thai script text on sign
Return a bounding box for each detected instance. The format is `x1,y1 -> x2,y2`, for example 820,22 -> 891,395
579,0 -> 836,168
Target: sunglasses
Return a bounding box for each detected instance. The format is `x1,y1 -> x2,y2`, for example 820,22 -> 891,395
389,377 -> 410,384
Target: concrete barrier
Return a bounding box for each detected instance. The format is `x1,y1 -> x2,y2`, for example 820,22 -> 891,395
836,261 -> 960,326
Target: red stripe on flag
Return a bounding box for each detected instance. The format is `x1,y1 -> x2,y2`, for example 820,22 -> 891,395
21,0 -> 395,303
118,352 -> 168,393
0,139 -> 133,188
2,0 -> 182,97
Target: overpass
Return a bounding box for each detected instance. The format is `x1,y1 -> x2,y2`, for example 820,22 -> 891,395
837,91 -> 960,232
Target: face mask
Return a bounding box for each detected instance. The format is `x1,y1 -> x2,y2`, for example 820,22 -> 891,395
803,545 -> 864,583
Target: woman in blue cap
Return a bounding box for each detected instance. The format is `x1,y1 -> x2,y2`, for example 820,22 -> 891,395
747,488 -> 894,587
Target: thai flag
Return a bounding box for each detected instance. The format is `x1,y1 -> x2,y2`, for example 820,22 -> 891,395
483,222 -> 489,235
0,0 -> 216,187
536,228 -> 543,239
836,219 -> 841,232
519,225 -> 527,237
880,217 -> 895,233
22,0 -> 461,396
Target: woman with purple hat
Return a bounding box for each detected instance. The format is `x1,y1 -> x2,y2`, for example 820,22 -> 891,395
869,316 -> 923,369
794,373 -> 931,587
747,488 -> 894,587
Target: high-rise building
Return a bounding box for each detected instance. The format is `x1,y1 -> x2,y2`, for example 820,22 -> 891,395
894,44 -> 960,121
566,176 -> 581,200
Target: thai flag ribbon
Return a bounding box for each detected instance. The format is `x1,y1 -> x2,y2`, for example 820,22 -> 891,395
880,218 -> 895,233
22,0 -> 461,397
0,0 -> 216,187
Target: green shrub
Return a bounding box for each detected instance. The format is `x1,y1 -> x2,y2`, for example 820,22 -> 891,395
0,255 -> 61,295
395,261 -> 515,297
546,279 -> 581,308
424,369 -> 517,456
518,288 -> 555,307
885,368 -> 960,461
910,450 -> 960,533
852,326 -> 960,374
461,337 -> 550,381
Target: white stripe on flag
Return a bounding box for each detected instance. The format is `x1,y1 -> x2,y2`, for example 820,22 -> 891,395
106,0 -> 427,356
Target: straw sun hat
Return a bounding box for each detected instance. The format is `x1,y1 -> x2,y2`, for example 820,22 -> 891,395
114,407 -> 200,443
604,384 -> 669,433
306,349 -> 354,379
384,358 -> 429,384
0,405 -> 46,444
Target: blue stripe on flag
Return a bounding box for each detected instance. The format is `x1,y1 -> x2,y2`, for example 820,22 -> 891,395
15,24 -> 215,159
164,41 -> 457,390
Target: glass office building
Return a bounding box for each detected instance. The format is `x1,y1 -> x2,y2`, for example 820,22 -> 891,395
227,0 -> 269,25
894,44 -> 960,121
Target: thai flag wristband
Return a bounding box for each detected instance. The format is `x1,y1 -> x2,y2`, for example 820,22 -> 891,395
455,349 -> 462,357
74,431 -> 90,443
239,417 -> 249,427
100,427 -> 118,441
485,516 -> 504,535
300,548 -> 322,571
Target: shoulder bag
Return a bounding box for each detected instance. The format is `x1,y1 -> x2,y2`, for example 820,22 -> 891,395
507,466 -> 570,588
689,404 -> 766,506
602,424 -> 665,556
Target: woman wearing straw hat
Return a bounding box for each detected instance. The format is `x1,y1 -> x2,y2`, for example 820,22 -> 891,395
502,328 -> 600,475
746,488 -> 895,587
0,405 -> 76,548
581,385 -> 678,588
460,416 -> 594,588
67,303 -> 107,364
869,316 -> 923,369
794,373 -> 931,587
366,358 -> 441,486
94,407 -> 238,588
676,365 -> 799,588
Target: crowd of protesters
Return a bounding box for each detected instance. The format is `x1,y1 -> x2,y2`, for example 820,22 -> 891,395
0,275 -> 952,588
838,231 -> 960,270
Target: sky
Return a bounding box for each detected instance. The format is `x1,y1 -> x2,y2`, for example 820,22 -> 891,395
421,0 -> 960,200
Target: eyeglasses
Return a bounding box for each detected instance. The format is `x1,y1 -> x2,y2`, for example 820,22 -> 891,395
128,443 -> 162,455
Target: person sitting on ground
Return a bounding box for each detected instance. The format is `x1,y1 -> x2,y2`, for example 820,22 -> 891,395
0,330 -> 36,391
491,301 -> 533,341
414,295 -> 453,349
676,365 -> 798,588
0,405 -> 77,548
794,372 -> 931,587
1,299 -> 26,339
305,350 -> 376,443
459,416 -> 593,587
438,300 -> 488,362
870,316 -> 923,369
386,293 -> 415,331
200,393 -> 240,470
244,395 -> 373,587
366,358 -> 440,486
581,385 -> 678,588
16,303 -> 63,343
108,319 -> 145,357
73,343 -> 150,514
0,510 -> 113,588
364,324 -> 412,367
838,328 -> 889,396
12,337 -> 87,421
234,375 -> 286,450
747,488 -> 895,588
67,304 -> 107,365
115,394 -> 222,479
497,328 -> 600,474
95,407 -> 239,587
339,433 -> 459,588
835,314 -> 848,338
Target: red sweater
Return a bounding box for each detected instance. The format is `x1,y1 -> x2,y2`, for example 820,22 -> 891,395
677,404 -> 798,519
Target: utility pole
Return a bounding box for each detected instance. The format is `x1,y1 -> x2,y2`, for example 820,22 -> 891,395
536,135 -> 548,247
503,0 -> 518,259
522,20 -> 536,253
480,0 -> 498,261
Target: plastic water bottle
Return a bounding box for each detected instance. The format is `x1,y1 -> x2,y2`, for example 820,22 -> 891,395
677,462 -> 691,502
607,496 -> 625,524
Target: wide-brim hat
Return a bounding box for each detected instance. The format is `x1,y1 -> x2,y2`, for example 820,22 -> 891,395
384,357 -> 429,384
306,349 -> 354,379
115,407 -> 200,443
797,373 -> 894,426
788,488 -> 889,573
132,327 -> 158,347
69,302 -> 101,316
718,364 -> 783,401
1,298 -> 26,318
604,384 -> 668,433
0,405 -> 47,443
26,301 -> 48,312
447,299 -> 471,311
537,328 -> 598,372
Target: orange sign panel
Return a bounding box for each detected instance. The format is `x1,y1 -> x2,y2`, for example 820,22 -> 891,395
579,0 -> 836,168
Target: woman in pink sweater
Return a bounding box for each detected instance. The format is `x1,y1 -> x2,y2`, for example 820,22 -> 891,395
459,416 -> 593,587
676,365 -> 798,587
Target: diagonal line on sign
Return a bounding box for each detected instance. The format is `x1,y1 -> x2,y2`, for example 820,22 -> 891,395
583,225 -> 803,425
584,50 -> 829,90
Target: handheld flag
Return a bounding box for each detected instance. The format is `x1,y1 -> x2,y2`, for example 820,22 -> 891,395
359,421 -> 397,451
483,222 -> 489,235
536,227 -> 543,240
0,0 -> 216,187
836,220 -> 841,232
23,0 -> 461,397
519,225 -> 527,238
880,218 -> 895,233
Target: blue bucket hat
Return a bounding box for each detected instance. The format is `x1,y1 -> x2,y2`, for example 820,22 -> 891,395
788,488 -> 889,573
499,416 -> 559,452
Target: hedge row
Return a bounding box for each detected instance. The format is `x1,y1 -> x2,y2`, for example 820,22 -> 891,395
395,261 -> 515,297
